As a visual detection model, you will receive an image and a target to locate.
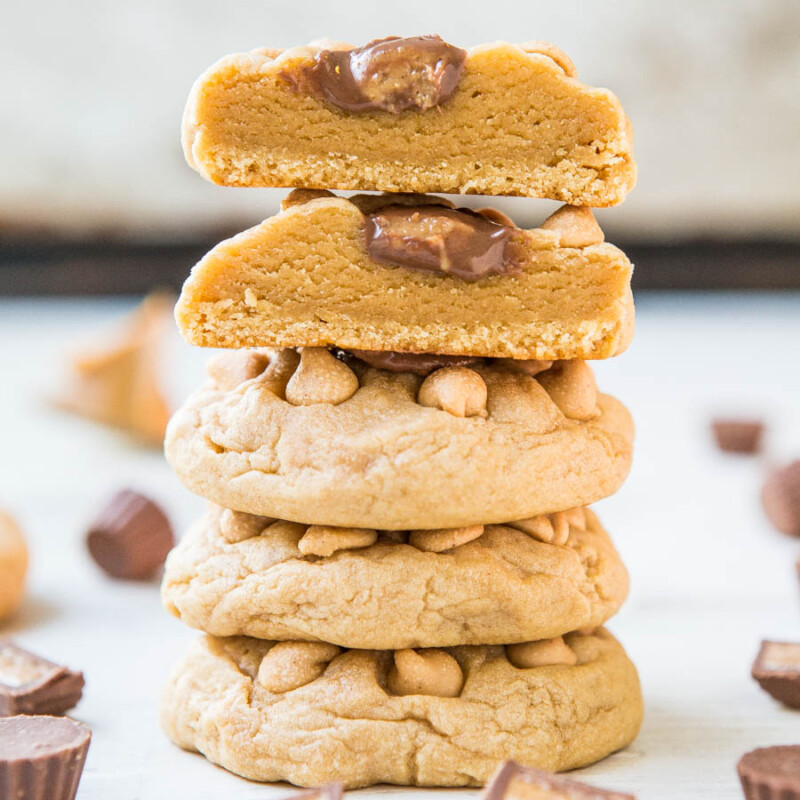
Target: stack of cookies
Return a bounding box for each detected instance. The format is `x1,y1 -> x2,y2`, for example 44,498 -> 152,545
160,35 -> 643,788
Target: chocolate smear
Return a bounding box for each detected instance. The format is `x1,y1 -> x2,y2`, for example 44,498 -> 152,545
341,350 -> 481,376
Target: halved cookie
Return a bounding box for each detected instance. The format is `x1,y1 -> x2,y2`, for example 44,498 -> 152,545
161,630 -> 643,788
162,505 -> 628,649
176,193 -> 634,361
183,37 -> 635,205
164,349 -> 634,529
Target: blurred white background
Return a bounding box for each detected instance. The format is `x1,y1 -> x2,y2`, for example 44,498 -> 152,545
2,0 -> 799,242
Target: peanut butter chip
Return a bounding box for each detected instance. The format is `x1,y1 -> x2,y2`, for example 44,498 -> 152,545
285,348 -> 359,406
550,511 -> 571,546
298,525 -> 378,557
257,641 -> 341,693
219,509 -> 274,543
520,41 -> 578,78
409,525 -> 485,553
564,507 -> 587,531
388,649 -> 464,697
506,637 -> 578,669
206,350 -> 271,391
417,367 -> 487,417
281,188 -> 336,211
537,360 -> 598,421
539,205 -> 604,248
497,358 -> 554,377
507,515 -> 555,544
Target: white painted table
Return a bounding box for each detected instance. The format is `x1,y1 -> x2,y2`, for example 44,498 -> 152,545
2,293 -> 800,799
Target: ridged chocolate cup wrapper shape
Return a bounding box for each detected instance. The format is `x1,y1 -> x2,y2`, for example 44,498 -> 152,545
711,418 -> 764,454
738,746 -> 800,800
86,489 -> 174,580
0,715 -> 91,800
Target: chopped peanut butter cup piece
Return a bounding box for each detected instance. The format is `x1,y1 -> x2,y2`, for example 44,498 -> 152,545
0,642 -> 84,716
711,418 -> 764,454
483,759 -> 635,800
752,640 -> 800,708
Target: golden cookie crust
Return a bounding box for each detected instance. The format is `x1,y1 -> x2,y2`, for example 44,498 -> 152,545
161,630 -> 643,788
183,41 -> 635,205
175,195 -> 634,361
162,506 -> 628,649
164,353 -> 634,529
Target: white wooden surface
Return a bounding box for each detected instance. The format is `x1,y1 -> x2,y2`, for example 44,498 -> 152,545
2,293 -> 800,799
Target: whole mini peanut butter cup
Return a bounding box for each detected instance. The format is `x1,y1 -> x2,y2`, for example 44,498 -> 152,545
0,715 -> 91,800
738,746 -> 800,800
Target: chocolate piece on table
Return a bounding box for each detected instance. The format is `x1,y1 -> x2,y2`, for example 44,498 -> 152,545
711,418 -> 764,454
364,205 -> 524,281
752,640 -> 800,708
86,489 -> 174,580
282,35 -> 466,114
342,349 -> 481,376
762,461 -> 800,537
0,642 -> 84,717
738,746 -> 800,800
293,783 -> 344,800
0,715 -> 91,800
482,760 -> 635,800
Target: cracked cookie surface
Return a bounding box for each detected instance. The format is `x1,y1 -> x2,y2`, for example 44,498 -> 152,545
161,629 -> 643,788
164,351 -> 634,529
161,506 -> 628,648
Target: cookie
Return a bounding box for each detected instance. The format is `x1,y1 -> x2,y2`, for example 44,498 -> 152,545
176,193 -> 634,361
0,512 -> 28,623
183,37 -> 635,205
164,350 -> 634,529
162,504 -> 628,649
161,629 -> 643,788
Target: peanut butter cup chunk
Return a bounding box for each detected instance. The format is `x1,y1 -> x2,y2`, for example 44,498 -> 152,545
182,38 -> 635,204
175,194 -> 634,361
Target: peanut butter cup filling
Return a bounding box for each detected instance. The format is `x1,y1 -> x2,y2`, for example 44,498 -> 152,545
280,35 -> 466,113
364,204 -> 524,281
